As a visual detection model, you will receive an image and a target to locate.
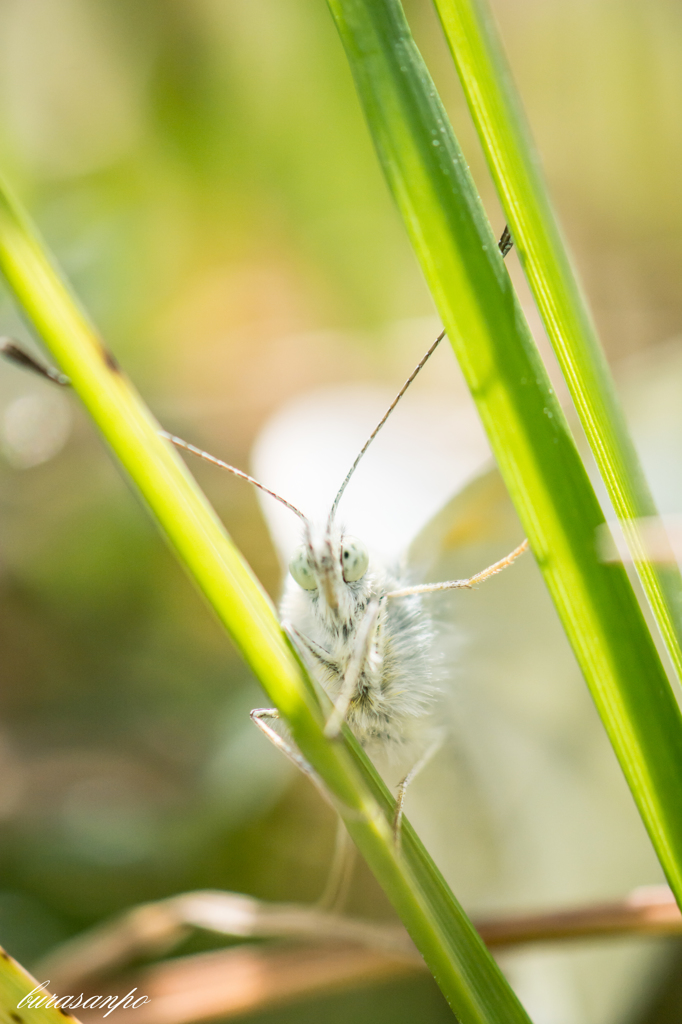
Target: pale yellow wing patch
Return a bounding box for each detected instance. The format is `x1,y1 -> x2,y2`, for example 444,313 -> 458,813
407,465 -> 523,578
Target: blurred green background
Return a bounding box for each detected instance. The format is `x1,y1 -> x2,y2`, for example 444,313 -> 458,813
0,1 -> 681,1022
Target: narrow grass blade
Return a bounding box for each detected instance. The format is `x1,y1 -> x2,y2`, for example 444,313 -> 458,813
326,0 -> 682,903
0,946 -> 82,1024
431,0 -> 682,680
0,181 -> 534,1022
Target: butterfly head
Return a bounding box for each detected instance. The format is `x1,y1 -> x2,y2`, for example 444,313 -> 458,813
288,522 -> 371,626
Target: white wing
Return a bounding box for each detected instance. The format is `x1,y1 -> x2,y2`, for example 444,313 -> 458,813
251,382 -> 490,565
609,337 -> 682,514
250,337 -> 682,1024
406,467 -> 664,1024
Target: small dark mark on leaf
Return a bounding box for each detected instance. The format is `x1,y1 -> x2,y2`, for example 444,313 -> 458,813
58,1008 -> 72,1017
0,947 -> 10,959
11,1011 -> 23,1022
498,224 -> 513,258
102,347 -> 121,373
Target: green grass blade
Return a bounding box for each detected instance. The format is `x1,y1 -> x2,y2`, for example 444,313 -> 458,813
326,0 -> 682,899
0,182 -> 534,1023
0,946 -> 81,1024
431,0 -> 682,680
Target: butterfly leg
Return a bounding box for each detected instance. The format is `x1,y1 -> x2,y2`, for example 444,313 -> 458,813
324,597 -> 382,739
249,707 -> 318,778
250,706 -> 353,822
386,539 -> 529,599
251,711 -> 357,910
284,622 -> 340,676
284,621 -> 371,739
393,729 -> 445,849
316,816 -> 356,911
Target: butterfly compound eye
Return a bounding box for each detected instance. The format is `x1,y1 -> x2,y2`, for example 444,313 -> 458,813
341,537 -> 369,583
289,548 -> 317,590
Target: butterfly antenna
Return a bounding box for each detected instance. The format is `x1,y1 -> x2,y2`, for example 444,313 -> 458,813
329,329 -> 446,521
0,339 -> 306,522
0,338 -> 71,386
329,225 -> 513,522
161,432 -> 308,523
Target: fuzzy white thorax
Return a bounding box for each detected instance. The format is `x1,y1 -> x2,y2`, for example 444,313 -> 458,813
281,521 -> 436,750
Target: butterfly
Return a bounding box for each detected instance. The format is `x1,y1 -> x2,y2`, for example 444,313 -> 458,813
247,336 -> 681,1021
162,332 -> 527,840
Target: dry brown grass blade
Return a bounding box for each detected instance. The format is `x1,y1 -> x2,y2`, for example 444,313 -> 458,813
32,884 -> 682,1024
476,885 -> 682,946
67,886 -> 682,1024
36,892 -> 418,992
74,944 -> 421,1024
